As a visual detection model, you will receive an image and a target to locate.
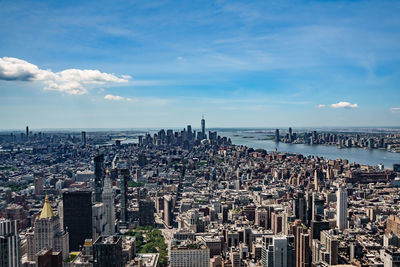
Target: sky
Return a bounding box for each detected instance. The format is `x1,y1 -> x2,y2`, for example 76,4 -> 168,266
0,0 -> 399,129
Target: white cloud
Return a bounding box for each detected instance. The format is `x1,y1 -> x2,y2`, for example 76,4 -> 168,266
104,94 -> 124,101
316,104 -> 326,108
0,57 -> 129,95
330,101 -> 358,109
391,107 -> 400,113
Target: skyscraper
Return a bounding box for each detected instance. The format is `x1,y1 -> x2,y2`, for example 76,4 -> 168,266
119,169 -> 129,228
0,219 -> 21,267
27,196 -> 69,261
275,129 -> 280,142
94,154 -> 104,203
63,191 -> 92,251
139,199 -> 155,227
81,131 -> 86,146
201,115 -> 206,140
25,126 -> 29,139
336,187 -> 347,231
102,171 -> 115,235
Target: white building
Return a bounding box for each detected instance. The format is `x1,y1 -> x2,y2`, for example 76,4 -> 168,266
336,187 -> 347,231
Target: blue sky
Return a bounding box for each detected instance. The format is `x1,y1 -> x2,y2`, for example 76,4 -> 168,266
0,0 -> 399,129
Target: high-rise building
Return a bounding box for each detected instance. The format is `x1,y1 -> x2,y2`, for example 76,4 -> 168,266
201,115 -> 206,140
262,235 -> 295,267
336,187 -> 347,231
94,154 -> 105,203
119,169 -> 129,227
320,230 -> 338,265
0,219 -> 21,267
294,221 -> 311,267
63,191 -> 92,251
275,129 -> 280,142
26,126 -> 29,139
27,196 -> 69,261
289,127 -> 293,142
93,236 -> 123,267
164,195 -> 173,228
81,131 -> 86,146
293,191 -> 306,224
187,125 -> 192,141
102,172 -> 115,235
139,199 -> 155,227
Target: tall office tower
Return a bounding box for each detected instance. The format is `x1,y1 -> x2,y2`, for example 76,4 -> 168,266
119,169 -> 129,226
314,169 -> 320,191
26,126 -> 29,139
139,199 -> 155,227
27,196 -> 69,261
312,193 -> 324,221
63,191 -> 92,251
289,127 -> 293,142
164,195 -> 173,228
305,191 -> 313,227
262,235 -> 295,267
222,205 -> 229,223
93,236 -> 123,267
102,172 -> 115,235
0,219 -> 21,267
336,187 -> 347,231
270,236 -> 288,267
275,129 -> 280,142
94,154 -> 104,203
201,115 -> 206,139
81,131 -> 86,146
294,221 -> 311,267
293,192 -> 306,224
187,125 -> 192,140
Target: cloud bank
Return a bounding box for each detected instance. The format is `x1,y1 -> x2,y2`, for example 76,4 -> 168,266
331,101 -> 358,109
0,57 -> 130,95
317,101 -> 359,109
391,108 -> 400,113
104,94 -> 124,101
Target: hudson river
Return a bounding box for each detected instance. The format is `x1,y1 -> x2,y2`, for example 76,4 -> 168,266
220,130 -> 400,169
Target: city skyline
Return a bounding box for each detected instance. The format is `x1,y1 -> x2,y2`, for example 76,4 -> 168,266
1,0 -> 400,128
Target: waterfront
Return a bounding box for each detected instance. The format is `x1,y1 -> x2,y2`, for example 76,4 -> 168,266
221,130 -> 400,169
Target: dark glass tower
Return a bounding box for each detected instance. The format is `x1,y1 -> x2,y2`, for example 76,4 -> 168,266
119,169 -> 129,224
94,154 -> 104,202
139,199 -> 155,227
63,191 -> 92,251
93,236 -> 123,267
201,115 -> 205,140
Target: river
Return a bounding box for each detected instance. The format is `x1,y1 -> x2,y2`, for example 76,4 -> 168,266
220,130 -> 400,169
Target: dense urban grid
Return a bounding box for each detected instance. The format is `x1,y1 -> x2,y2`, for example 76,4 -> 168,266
1,119 -> 400,267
